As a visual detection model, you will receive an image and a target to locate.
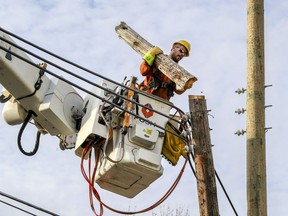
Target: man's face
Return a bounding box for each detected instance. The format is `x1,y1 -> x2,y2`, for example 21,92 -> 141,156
170,44 -> 187,63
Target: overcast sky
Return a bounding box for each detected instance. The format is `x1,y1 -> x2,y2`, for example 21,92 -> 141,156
0,0 -> 287,215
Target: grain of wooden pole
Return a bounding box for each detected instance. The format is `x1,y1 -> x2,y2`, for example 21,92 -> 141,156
189,95 -> 219,216
246,0 -> 267,215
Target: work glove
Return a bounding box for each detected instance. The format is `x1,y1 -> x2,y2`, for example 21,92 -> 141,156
143,46 -> 163,66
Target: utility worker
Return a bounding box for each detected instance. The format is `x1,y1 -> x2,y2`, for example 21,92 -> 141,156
139,40 -> 191,165
139,40 -> 191,101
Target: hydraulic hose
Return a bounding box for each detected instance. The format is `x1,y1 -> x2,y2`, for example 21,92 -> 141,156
17,110 -> 40,156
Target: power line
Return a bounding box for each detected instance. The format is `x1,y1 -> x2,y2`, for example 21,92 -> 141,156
0,190 -> 60,216
215,170 -> 238,216
0,199 -> 37,216
187,152 -> 239,216
1,25 -> 237,216
0,32 -> 188,140
0,27 -> 176,109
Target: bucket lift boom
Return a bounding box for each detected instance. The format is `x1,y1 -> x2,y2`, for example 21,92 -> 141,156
0,28 -> 179,198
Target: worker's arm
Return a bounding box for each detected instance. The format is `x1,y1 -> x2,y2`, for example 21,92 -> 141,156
142,46 -> 163,66
140,60 -> 153,76
140,46 -> 163,76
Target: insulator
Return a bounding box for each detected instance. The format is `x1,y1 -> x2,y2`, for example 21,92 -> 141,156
181,113 -> 190,122
265,127 -> 272,133
235,87 -> 246,94
183,145 -> 193,153
234,129 -> 246,136
235,108 -> 246,114
180,130 -> 188,137
264,84 -> 272,88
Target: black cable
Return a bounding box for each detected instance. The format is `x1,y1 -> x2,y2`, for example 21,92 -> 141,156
0,190 -> 60,216
0,27 -> 194,142
188,149 -> 238,215
187,153 -> 196,178
0,31 -> 192,142
215,170 -> 238,216
17,110 -> 40,156
186,115 -> 238,215
0,31 -> 183,113
0,94 -> 12,103
0,199 -> 37,216
0,42 -> 187,138
0,43 -> 187,141
0,28 -> 200,211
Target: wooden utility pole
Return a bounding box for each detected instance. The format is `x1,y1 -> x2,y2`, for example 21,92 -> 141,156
115,22 -> 197,91
246,0 -> 267,215
189,95 -> 219,216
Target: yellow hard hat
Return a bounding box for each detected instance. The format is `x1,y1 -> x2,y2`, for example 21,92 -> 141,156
173,40 -> 191,56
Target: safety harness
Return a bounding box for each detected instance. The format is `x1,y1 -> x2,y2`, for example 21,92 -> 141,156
141,70 -> 175,99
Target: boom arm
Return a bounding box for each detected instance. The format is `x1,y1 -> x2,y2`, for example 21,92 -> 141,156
0,27 -> 190,202
0,30 -> 83,137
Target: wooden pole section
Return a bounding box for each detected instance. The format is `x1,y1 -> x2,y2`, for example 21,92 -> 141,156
189,95 -> 219,216
115,22 -> 197,91
246,0 -> 267,215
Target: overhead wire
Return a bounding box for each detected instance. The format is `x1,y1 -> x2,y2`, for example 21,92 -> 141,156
0,33 -> 158,106
0,32 -> 192,215
0,29 -> 193,147
0,27 -> 239,215
0,40 -> 187,140
0,28 -> 192,148
0,190 -> 60,216
215,170 -> 239,216
187,151 -> 238,215
187,153 -> 196,178
0,27 -> 184,113
0,199 -> 37,216
185,121 -> 239,216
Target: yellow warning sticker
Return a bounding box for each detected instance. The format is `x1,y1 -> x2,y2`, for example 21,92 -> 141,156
145,128 -> 152,135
